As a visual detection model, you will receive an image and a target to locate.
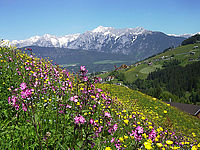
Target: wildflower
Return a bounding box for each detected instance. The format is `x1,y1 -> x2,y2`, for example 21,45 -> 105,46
144,142 -> 152,149
105,112 -> 111,118
136,126 -> 143,134
22,103 -> 27,111
119,137 -> 124,143
80,66 -> 86,71
170,146 -> 180,150
164,110 -> 167,114
90,119 -> 94,125
124,135 -> 128,139
198,143 -> 200,147
111,137 -> 115,143
124,119 -> 129,125
20,82 -> 27,90
105,147 -> 111,150
74,116 -> 80,124
79,115 -> 86,124
191,145 -> 198,150
113,124 -> 118,131
166,140 -> 173,145
156,143 -> 163,147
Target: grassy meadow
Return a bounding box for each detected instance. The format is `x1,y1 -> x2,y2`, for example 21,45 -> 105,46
0,44 -> 200,149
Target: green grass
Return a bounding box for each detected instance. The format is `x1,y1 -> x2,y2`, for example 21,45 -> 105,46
120,43 -> 200,84
98,84 -> 200,139
93,60 -> 127,64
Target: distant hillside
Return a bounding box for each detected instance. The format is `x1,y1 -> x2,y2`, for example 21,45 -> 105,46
182,34 -> 200,46
99,43 -> 200,104
23,46 -> 135,73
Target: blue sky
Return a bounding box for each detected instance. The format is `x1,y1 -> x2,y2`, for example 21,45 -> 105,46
0,0 -> 199,40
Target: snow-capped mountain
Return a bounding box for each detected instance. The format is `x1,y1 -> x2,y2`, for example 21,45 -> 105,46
11,26 -> 185,55
167,32 -> 200,38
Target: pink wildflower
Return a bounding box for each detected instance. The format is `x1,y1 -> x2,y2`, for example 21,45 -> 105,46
105,112 -> 111,118
20,82 -> 27,90
74,116 -> 79,124
79,115 -> 86,124
80,66 -> 86,71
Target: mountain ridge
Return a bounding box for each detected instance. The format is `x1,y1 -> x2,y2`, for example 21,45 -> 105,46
11,26 -> 186,55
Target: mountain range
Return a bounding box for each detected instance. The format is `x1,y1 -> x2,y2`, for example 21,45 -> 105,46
12,26 -> 186,55
8,26 -> 194,72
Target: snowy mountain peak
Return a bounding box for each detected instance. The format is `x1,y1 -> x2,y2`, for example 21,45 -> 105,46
92,26 -> 114,33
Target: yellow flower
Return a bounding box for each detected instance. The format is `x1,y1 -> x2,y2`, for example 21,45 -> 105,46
142,133 -> 147,138
164,110 -> 167,114
192,146 -> 198,150
149,126 -> 153,129
170,146 -> 180,150
155,137 -> 159,141
91,95 -> 95,99
137,122 -> 141,125
44,100 -> 47,103
77,102 -> 80,105
141,116 -> 145,120
156,143 -> 163,147
148,122 -> 152,125
198,143 -> 200,147
119,137 -> 124,143
166,140 -> 173,145
124,119 -> 129,125
144,142 -> 152,149
105,147 -> 112,150
124,135 -> 128,139
122,109 -> 126,113
192,132 -> 196,137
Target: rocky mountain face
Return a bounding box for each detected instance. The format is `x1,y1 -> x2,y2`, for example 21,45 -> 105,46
11,26 -> 186,58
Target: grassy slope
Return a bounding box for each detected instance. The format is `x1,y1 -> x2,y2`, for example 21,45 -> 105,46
98,43 -> 200,84
124,43 -> 200,83
97,84 -> 200,139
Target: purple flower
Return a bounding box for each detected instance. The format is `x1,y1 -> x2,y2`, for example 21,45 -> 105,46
79,115 -> 86,124
105,112 -> 111,118
90,119 -> 94,125
74,116 -> 79,124
20,82 -> 27,90
80,66 -> 86,71
113,124 -> 118,131
136,126 -> 143,134
22,103 -> 27,111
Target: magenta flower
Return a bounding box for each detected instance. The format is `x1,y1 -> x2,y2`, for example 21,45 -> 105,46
113,124 -> 118,131
20,82 -> 27,90
22,103 -> 27,111
90,119 -> 94,125
79,115 -> 86,124
74,116 -> 79,124
80,66 -> 86,71
83,76 -> 88,81
111,137 -> 115,143
136,126 -> 143,134
74,115 -> 86,124
104,112 -> 111,118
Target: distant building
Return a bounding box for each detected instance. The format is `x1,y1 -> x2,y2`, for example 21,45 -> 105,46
193,46 -> 199,49
190,52 -> 195,55
165,102 -> 200,118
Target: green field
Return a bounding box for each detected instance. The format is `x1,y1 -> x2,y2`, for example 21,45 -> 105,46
93,60 -> 127,64
99,43 -> 200,84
